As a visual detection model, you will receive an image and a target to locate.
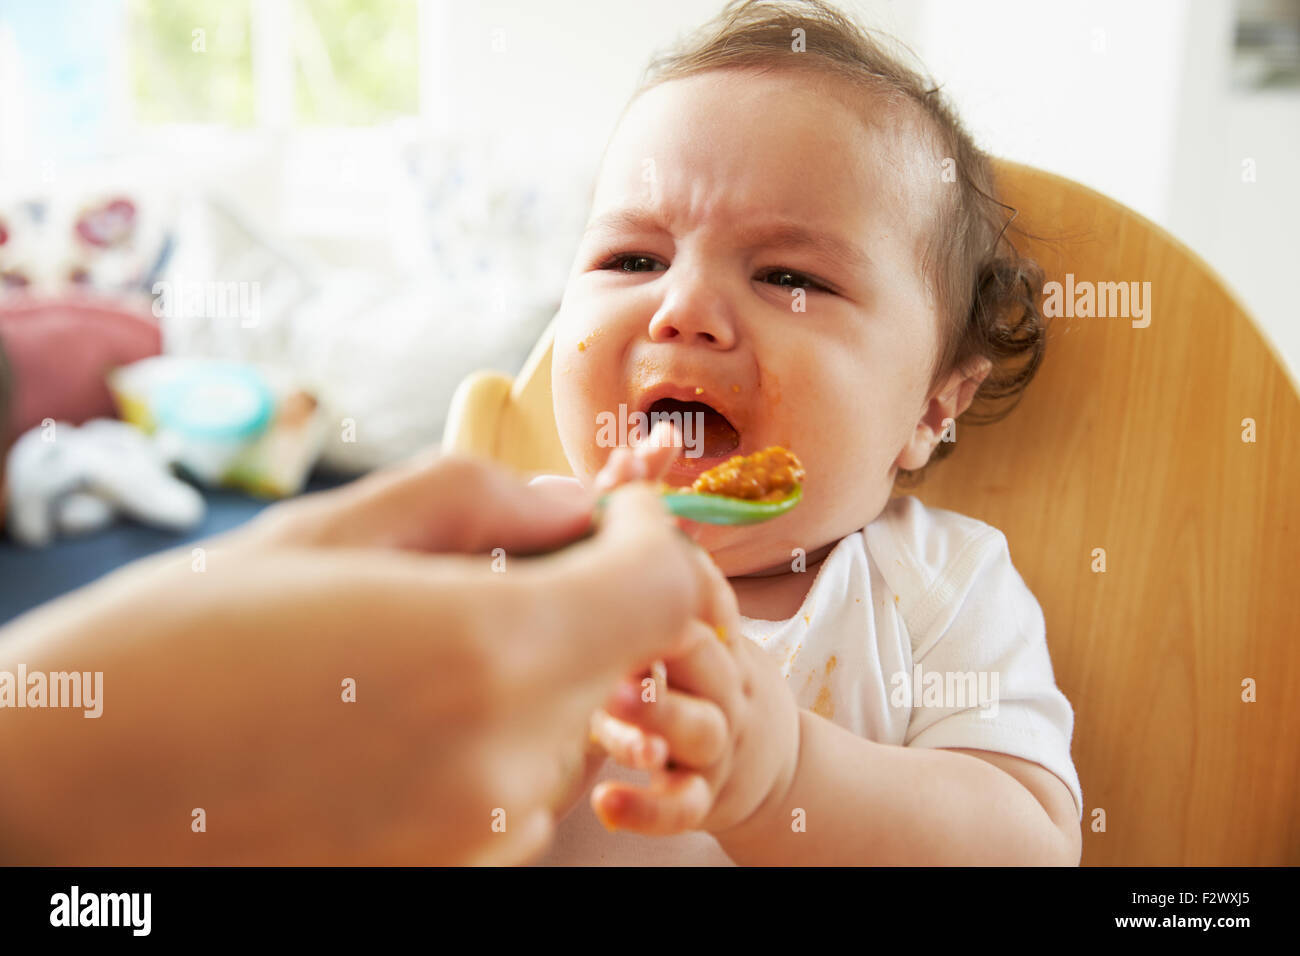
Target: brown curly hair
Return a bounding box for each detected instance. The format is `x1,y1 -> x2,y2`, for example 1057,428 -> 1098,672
626,0 -> 1046,486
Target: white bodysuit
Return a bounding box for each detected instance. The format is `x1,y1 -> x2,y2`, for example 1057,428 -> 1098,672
534,493 -> 1083,865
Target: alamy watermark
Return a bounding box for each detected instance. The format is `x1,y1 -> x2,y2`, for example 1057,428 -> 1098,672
1042,273 -> 1151,328
50,886 -> 150,936
889,665 -> 999,718
152,279 -> 261,328
595,403 -> 707,458
0,666 -> 103,718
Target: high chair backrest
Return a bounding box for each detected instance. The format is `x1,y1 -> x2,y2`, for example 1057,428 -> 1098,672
442,161 -> 1300,865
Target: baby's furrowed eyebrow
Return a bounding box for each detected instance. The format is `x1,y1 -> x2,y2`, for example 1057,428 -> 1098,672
584,205 -> 873,276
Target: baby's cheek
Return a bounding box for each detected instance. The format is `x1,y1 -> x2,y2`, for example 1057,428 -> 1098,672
788,391 -> 890,530
552,356 -> 605,482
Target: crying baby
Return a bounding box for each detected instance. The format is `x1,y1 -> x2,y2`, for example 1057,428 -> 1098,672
533,0 -> 1082,866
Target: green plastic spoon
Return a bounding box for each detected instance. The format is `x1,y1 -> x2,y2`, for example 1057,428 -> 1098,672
659,484 -> 803,525
596,483 -> 802,526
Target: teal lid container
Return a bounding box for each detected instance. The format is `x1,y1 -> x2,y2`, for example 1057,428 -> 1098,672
154,364 -> 273,441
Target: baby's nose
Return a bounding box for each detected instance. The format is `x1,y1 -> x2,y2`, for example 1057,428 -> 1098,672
647,303 -> 735,348
645,263 -> 737,345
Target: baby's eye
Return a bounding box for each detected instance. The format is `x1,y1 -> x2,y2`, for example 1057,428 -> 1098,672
759,268 -> 831,293
600,254 -> 666,273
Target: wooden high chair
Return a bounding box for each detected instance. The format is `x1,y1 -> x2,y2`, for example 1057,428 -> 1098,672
441,161 -> 1300,866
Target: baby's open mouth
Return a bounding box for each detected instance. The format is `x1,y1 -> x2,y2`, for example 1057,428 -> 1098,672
645,398 -> 740,459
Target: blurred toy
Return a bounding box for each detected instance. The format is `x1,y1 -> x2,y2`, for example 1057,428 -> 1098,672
109,356 -> 326,497
4,418 -> 204,547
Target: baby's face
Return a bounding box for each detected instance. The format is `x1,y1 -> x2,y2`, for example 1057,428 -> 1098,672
553,67 -> 944,576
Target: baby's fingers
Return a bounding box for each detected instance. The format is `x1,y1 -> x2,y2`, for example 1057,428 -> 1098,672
589,709 -> 668,772
593,447 -> 645,495
605,679 -> 729,769
593,420 -> 683,494
591,771 -> 712,835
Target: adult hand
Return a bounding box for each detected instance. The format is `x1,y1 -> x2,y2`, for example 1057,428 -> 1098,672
0,451 -> 713,865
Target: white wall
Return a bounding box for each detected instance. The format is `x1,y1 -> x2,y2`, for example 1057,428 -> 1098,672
1164,0 -> 1300,381
419,1 -> 913,170
911,0 -> 1297,380
911,0 -> 1190,223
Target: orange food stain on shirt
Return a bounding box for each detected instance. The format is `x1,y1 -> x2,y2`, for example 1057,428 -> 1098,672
812,685 -> 834,719
810,656 -> 838,718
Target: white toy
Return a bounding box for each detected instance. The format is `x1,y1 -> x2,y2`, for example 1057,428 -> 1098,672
4,418 -> 205,547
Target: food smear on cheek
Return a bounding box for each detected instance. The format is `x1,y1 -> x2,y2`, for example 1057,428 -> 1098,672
575,327 -> 606,354
690,446 -> 805,501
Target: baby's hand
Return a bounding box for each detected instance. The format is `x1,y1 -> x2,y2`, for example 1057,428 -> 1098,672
591,419 -> 682,495
565,420 -> 685,789
588,562 -> 801,837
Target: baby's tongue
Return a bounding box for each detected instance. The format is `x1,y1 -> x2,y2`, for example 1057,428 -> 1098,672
649,399 -> 740,459
701,406 -> 740,458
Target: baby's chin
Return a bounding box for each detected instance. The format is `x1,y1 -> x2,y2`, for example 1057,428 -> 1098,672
691,492 -> 883,578
684,521 -> 806,578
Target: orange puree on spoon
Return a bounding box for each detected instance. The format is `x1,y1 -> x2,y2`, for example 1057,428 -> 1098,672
689,446 -> 805,502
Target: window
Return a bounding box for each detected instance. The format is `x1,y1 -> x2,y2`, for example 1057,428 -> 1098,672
129,0 -> 255,126
128,0 -> 419,127
293,0 -> 418,125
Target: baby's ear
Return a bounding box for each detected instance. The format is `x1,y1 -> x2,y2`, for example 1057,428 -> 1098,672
948,355 -> 993,419
895,356 -> 992,472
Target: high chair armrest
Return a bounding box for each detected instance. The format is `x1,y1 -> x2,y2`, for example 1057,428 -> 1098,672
442,371 -> 513,461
